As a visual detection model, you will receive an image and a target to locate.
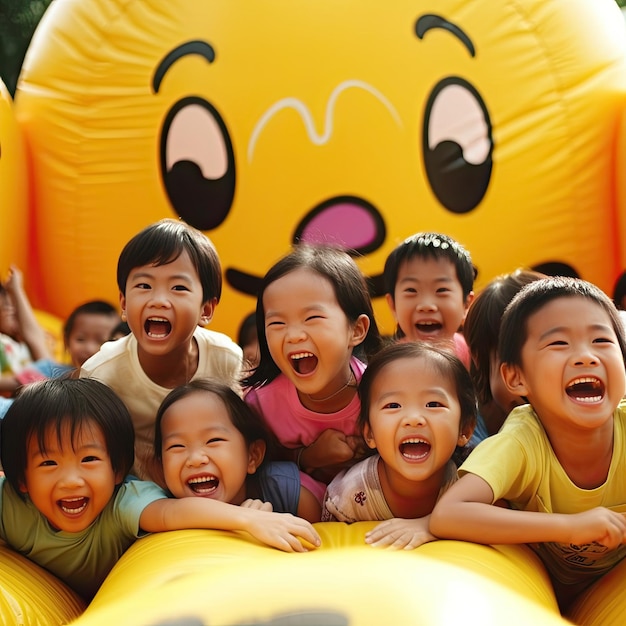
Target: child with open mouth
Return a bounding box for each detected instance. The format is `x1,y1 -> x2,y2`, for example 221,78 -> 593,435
322,341 -> 475,551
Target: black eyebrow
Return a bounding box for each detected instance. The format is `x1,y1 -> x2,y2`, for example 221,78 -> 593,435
152,40 -> 216,94
415,14 -> 475,57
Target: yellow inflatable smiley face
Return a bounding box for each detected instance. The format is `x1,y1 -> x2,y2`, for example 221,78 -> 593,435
14,0 -> 626,337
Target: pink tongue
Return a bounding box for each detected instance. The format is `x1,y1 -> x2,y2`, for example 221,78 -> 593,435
567,382 -> 600,399
295,355 -> 317,375
401,442 -> 430,458
298,202 -> 380,250
148,320 -> 170,335
62,498 -> 86,510
190,479 -> 217,494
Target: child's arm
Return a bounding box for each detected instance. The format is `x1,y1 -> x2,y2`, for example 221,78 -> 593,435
0,374 -> 19,394
139,496 -> 321,552
297,486 -> 322,523
3,266 -> 52,361
430,473 -> 626,549
364,516 -> 435,550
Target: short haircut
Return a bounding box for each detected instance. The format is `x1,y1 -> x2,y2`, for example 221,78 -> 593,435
1,378 -> 135,497
383,232 -> 475,300
109,320 -> 131,341
357,341 -> 477,455
116,218 -> 222,303
242,244 -> 383,389
464,269 -> 544,407
237,312 -> 257,348
63,300 -> 119,347
499,276 -> 626,368
154,378 -> 276,462
613,271 -> 626,310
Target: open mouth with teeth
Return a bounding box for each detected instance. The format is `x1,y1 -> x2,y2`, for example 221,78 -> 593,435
565,377 -> 605,403
58,496 -> 88,515
290,351 -> 318,375
145,317 -> 172,338
399,438 -> 431,460
187,475 -> 219,496
415,321 -> 442,335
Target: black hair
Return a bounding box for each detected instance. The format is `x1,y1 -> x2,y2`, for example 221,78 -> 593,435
613,271 -> 626,310
109,320 -> 131,341
154,378 -> 276,463
383,232 -> 475,300
116,218 -> 222,303
464,269 -> 544,407
63,300 -> 119,348
1,378 -> 135,497
242,244 -> 383,389
237,312 -> 257,349
357,341 -> 477,465
499,276 -> 626,368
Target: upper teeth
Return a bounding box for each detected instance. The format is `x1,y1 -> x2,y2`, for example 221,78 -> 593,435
188,476 -> 215,484
403,438 -> 428,444
291,352 -> 314,360
148,317 -> 168,322
568,377 -> 599,387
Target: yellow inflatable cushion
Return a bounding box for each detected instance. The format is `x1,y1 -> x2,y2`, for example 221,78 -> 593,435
71,522 -> 566,625
0,540 -> 86,625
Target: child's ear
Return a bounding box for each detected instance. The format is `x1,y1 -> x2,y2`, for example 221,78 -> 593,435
350,314 -> 370,347
363,424 -> 377,450
119,291 -> 126,319
247,439 -> 266,475
462,291 -> 475,319
114,470 -> 126,485
199,298 -> 217,327
18,480 -> 28,494
458,422 -> 475,447
385,293 -> 398,320
501,362 -> 530,397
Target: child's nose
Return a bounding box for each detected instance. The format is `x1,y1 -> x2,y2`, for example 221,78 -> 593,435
186,448 -> 210,467
404,410 -> 427,427
573,350 -> 598,367
285,324 -> 307,343
416,300 -> 437,312
149,287 -> 172,307
59,468 -> 86,488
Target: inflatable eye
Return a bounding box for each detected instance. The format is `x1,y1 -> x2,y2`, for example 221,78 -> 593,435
423,77 -> 492,214
159,96 -> 236,231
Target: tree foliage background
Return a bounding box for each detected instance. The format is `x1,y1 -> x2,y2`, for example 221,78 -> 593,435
0,0 -> 625,96
0,0 -> 53,95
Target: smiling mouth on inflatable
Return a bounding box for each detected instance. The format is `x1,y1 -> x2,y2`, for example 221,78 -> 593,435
226,195 -> 387,297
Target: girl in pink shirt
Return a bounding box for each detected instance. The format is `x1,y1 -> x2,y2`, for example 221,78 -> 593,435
243,245 -> 383,501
